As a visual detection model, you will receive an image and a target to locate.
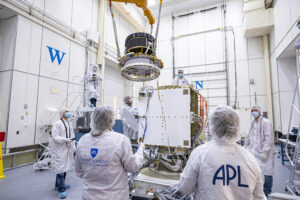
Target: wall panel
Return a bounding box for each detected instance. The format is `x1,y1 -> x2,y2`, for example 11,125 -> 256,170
247,36 -> 264,60
227,26 -> 248,62
273,0 -> 291,48
249,59 -> 266,96
226,0 -> 243,27
67,83 -> 82,111
68,42 -> 86,84
6,72 -> 38,148
45,0 -> 72,26
14,16 -> 42,75
158,40 -> 172,69
24,0 -> 44,10
278,91 -> 298,134
204,6 -> 222,30
188,35 -> 205,66
0,72 -> 12,133
0,16 -> 18,71
35,77 -> 68,144
174,37 -> 189,67
229,60 -> 250,97
103,60 -> 125,114
290,0 -> 300,24
72,0 -> 93,32
40,28 -> 70,82
204,31 -> 224,64
92,0 -> 99,31
277,57 -> 297,92
158,16 -> 172,40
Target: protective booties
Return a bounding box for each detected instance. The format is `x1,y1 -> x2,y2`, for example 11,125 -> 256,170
58,191 -> 67,199
54,184 -> 71,191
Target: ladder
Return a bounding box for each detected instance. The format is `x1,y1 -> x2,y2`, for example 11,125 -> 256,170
285,48 -> 300,195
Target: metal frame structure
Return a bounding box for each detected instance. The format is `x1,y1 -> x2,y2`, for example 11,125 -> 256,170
285,49 -> 300,195
170,2 -> 238,110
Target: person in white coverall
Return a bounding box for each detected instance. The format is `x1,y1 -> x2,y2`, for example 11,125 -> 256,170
120,96 -> 139,140
85,64 -> 102,107
75,105 -> 145,200
244,105 -> 274,197
180,105 -> 265,200
172,69 -> 191,87
51,108 -> 76,199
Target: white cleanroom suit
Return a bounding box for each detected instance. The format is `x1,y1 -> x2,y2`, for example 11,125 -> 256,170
75,105 -> 144,200
85,71 -> 102,100
172,77 -> 191,87
180,105 -> 265,200
75,131 -> 144,200
244,116 -> 274,176
51,119 -> 76,174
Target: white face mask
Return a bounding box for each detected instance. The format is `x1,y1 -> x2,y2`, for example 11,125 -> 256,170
251,111 -> 259,118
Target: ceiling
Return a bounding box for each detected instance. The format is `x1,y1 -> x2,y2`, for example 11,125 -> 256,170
148,0 -> 223,16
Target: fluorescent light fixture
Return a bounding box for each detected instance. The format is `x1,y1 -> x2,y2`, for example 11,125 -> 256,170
148,0 -> 156,6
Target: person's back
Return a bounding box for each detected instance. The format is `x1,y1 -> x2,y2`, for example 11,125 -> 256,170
75,105 -> 144,200
179,105 -> 265,200
181,140 -> 264,200
76,131 -> 143,200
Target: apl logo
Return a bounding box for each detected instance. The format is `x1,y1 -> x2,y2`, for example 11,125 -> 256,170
90,148 -> 98,158
47,46 -> 66,65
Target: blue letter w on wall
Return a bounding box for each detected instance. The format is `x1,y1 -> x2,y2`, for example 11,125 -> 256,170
47,46 -> 66,65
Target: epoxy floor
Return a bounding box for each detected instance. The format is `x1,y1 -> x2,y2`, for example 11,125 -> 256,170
0,165 -> 83,200
0,145 -> 296,200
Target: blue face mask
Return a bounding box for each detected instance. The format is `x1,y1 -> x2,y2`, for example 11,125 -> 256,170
178,73 -> 183,78
251,111 -> 259,118
128,99 -> 133,104
64,112 -> 71,118
93,68 -> 97,72
298,25 -> 300,30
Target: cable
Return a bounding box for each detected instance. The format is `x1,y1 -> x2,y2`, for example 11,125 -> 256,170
153,0 -> 163,55
229,27 -> 238,109
142,86 -> 154,141
109,0 -> 121,59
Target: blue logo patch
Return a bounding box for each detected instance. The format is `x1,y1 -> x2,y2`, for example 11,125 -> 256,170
90,148 -> 98,158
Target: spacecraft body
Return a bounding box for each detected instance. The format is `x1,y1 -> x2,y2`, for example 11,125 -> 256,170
131,86 -> 207,199
138,86 -> 202,151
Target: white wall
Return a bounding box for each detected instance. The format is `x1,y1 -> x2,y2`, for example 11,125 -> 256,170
0,16 -> 18,149
0,0 -> 99,150
103,59 -> 125,116
269,0 -> 300,133
0,16 -> 18,71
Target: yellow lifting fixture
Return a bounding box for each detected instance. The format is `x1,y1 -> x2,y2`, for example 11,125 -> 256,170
110,0 -> 155,25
